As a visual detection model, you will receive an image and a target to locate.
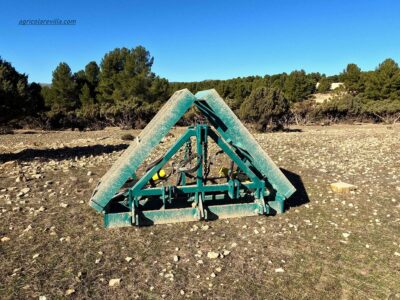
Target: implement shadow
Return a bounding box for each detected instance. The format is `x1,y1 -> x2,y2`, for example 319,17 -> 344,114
0,144 -> 128,163
280,168 -> 310,210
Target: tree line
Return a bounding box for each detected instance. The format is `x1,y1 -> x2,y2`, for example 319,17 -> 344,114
1,45 -> 400,131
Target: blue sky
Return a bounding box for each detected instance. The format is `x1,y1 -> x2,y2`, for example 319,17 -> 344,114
1,0 -> 399,83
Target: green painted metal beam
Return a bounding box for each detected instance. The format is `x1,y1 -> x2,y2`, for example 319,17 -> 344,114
136,181 -> 262,197
89,89 -> 196,212
206,202 -> 263,220
131,127 -> 195,195
207,128 -> 261,185
194,89 -> 296,199
104,212 -> 132,228
104,203 -> 266,228
138,207 -> 200,225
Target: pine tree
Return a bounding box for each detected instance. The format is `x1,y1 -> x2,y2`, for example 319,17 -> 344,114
365,59 -> 400,100
79,83 -> 93,107
85,61 -> 100,87
283,70 -> 315,102
317,77 -> 332,93
0,57 -> 30,122
97,46 -> 155,105
48,62 -> 78,111
341,63 -> 363,94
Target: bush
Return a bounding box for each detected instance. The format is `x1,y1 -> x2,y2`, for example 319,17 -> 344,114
44,111 -> 87,131
0,127 -> 14,135
291,99 -> 316,124
121,133 -> 135,141
240,86 -> 290,132
362,99 -> 400,124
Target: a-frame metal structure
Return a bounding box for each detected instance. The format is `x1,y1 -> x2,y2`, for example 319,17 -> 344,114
89,89 -> 295,227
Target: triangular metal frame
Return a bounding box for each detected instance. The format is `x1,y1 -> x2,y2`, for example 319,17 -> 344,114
89,89 -> 296,227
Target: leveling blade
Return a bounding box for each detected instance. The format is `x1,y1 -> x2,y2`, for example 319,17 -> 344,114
89,89 -> 295,227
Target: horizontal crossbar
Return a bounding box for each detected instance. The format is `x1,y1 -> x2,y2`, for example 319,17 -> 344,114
136,182 -> 265,197
104,201 -> 268,228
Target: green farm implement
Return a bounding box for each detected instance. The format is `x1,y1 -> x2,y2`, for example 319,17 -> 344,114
89,89 -> 295,227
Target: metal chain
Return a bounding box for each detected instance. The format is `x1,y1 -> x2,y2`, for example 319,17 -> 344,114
186,139 -> 192,159
203,139 -> 208,178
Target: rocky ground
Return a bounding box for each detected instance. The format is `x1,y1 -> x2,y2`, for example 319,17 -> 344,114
0,124 -> 399,299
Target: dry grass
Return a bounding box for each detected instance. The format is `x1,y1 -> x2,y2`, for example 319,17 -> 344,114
0,124 -> 399,299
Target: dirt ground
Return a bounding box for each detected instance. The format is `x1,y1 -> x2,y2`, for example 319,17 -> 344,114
0,124 -> 399,299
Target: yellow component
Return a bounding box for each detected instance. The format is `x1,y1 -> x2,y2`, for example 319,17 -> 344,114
219,167 -> 239,178
218,167 -> 229,177
152,169 -> 166,181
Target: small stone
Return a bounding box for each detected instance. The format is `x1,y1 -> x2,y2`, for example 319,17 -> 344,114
16,175 -> 26,183
180,290 -> 185,295
222,250 -> 231,256
342,232 -> 350,239
32,253 -> 40,259
20,187 -> 30,194
331,182 -> 356,193
210,272 -> 216,278
23,225 -> 32,232
38,206 -> 46,212
394,252 -> 400,257
60,203 -> 69,208
275,268 -> 284,273
109,278 -> 121,287
173,255 -> 179,262
69,176 -> 78,182
1,236 -> 10,242
207,251 -> 219,259
39,296 -> 47,300
87,171 -> 93,176
215,267 -> 222,273
125,257 -> 133,262
201,225 -> 209,231
65,289 -> 75,296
